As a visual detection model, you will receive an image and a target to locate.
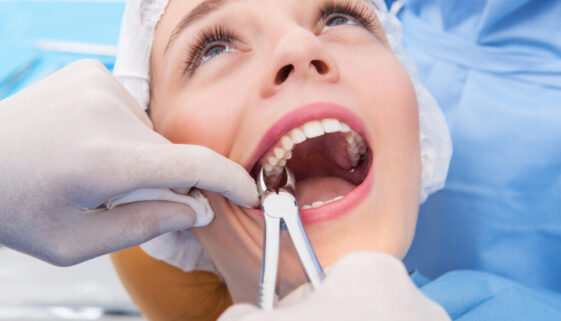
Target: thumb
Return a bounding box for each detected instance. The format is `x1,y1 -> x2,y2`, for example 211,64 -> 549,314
109,144 -> 259,208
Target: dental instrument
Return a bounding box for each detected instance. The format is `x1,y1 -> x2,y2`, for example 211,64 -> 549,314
34,39 -> 118,57
0,56 -> 39,98
257,167 -> 324,310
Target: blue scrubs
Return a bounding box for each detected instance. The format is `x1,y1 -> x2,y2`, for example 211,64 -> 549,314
393,0 -> 561,292
413,270 -> 561,320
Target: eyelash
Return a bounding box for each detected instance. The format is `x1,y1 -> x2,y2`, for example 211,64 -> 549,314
184,25 -> 240,76
183,0 -> 376,76
320,0 -> 377,32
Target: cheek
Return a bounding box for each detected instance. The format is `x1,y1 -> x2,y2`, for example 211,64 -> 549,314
371,63 -> 420,198
353,51 -> 421,254
374,71 -> 419,159
354,52 -> 420,163
375,63 -> 421,250
156,91 -> 244,154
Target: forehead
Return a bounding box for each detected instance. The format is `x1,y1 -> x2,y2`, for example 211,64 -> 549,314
154,0 -> 236,51
166,0 -> 377,20
161,0 -> 244,28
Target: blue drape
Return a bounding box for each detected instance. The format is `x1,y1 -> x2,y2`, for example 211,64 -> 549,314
396,0 -> 561,293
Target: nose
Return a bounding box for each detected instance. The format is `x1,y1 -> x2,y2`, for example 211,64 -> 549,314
260,29 -> 339,98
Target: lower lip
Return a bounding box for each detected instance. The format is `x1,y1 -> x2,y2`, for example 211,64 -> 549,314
246,163 -> 374,225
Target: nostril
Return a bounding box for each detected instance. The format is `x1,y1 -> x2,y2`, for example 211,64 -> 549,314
311,60 -> 329,75
275,65 -> 294,85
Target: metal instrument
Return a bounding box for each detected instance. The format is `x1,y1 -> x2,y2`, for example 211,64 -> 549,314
257,167 -> 324,309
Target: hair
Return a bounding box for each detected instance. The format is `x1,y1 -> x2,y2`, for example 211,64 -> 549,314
111,246 -> 232,321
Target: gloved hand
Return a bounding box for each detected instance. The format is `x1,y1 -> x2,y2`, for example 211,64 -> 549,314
0,59 -> 258,266
219,251 -> 451,321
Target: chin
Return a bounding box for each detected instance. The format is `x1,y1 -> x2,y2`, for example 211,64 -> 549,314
272,189 -> 418,298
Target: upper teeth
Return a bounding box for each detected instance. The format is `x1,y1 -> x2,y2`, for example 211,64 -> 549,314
262,118 -> 367,178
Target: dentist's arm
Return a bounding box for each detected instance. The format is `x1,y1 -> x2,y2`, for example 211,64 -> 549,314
0,59 -> 258,266
219,252 -> 451,321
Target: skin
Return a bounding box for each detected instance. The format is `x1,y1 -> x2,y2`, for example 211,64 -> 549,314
148,0 -> 421,304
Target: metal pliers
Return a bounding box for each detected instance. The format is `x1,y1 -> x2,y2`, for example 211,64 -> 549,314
257,167 -> 324,310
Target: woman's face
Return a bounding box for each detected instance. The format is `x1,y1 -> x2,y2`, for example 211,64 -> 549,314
150,0 -> 421,303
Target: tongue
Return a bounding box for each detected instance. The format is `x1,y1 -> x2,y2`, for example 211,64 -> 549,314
295,176 -> 355,206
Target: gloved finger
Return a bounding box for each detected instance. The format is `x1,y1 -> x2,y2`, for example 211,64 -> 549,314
109,144 -> 259,208
70,201 -> 198,264
321,252 -> 412,297
323,252 -> 450,321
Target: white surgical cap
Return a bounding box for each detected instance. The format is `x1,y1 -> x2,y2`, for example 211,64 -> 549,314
113,0 -> 452,272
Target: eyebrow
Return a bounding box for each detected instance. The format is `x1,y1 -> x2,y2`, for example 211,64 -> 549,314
165,0 -> 232,53
165,0 -> 378,53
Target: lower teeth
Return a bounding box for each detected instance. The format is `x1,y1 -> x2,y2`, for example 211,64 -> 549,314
301,195 -> 344,210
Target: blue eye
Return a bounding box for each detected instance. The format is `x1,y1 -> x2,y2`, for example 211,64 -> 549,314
325,15 -> 357,28
185,26 -> 240,76
201,44 -> 234,63
320,1 -> 376,32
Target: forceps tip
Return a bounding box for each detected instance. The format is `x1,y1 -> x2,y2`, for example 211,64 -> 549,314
257,167 -> 268,197
257,167 -> 296,197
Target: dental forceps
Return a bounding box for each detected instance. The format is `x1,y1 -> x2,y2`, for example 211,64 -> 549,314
257,167 -> 324,310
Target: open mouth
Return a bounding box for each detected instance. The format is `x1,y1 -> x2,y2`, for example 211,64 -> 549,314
249,104 -> 373,220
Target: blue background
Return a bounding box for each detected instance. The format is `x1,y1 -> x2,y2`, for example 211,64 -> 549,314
0,0 -> 125,99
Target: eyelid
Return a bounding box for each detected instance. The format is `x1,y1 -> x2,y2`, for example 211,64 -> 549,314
183,25 -> 242,76
319,0 -> 378,33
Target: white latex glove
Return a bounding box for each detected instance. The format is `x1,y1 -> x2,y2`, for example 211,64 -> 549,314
0,59 -> 258,266
219,251 -> 451,321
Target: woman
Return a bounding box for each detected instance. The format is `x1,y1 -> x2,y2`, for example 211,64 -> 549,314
110,0 -> 561,320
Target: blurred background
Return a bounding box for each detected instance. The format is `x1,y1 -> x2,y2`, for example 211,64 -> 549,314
0,0 -> 125,99
0,1 -> 143,319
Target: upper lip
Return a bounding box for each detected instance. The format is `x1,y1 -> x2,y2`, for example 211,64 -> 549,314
245,102 -> 369,175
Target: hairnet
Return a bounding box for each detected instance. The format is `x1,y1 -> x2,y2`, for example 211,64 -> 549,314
113,0 -> 452,271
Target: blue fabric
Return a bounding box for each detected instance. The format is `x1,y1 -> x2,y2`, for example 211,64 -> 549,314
413,270 -> 561,320
0,1 -> 125,99
399,0 -> 561,293
384,0 -> 398,9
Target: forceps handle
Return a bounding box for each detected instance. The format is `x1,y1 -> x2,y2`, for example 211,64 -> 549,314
258,188 -> 324,310
258,215 -> 280,310
283,207 -> 324,290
